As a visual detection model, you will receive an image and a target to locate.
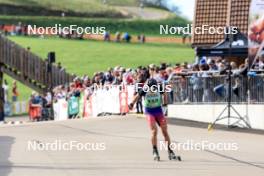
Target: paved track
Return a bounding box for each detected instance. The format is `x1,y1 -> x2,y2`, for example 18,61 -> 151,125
0,116 -> 264,176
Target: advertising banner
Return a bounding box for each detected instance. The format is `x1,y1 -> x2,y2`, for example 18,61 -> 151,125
53,99 -> 68,121
78,92 -> 84,118
248,0 -> 264,66
68,96 -> 79,116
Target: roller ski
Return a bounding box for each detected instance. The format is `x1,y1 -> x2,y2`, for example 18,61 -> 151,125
153,148 -> 160,161
168,150 -> 181,161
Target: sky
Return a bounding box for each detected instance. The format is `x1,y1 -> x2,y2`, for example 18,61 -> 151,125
165,0 -> 195,20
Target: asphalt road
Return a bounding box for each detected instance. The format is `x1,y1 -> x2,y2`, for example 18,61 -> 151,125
0,116 -> 264,176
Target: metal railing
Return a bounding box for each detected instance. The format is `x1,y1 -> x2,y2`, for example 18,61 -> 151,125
169,74 -> 264,104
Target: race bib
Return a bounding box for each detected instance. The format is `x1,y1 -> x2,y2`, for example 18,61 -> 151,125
144,92 -> 161,108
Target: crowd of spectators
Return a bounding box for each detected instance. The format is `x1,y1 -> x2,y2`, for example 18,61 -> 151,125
51,53 -> 264,114
0,22 -> 28,36
28,92 -> 52,121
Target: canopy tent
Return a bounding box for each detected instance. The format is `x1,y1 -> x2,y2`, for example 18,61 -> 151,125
196,31 -> 248,57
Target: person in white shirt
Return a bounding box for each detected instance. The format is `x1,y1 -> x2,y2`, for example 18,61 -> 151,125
2,80 -> 9,103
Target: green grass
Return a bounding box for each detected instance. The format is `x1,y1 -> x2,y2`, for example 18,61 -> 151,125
6,36 -> 194,100
9,36 -> 194,75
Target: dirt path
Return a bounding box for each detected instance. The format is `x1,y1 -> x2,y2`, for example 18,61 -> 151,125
84,34 -> 191,44
117,6 -> 171,20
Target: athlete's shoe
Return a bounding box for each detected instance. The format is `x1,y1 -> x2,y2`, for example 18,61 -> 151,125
153,149 -> 160,161
168,150 -> 181,161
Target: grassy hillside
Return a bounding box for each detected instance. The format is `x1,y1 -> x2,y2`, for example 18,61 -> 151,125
0,0 -> 121,17
0,0 -> 168,18
105,0 -> 140,6
10,36 -> 194,76
0,0 -> 140,7
0,0 -> 190,35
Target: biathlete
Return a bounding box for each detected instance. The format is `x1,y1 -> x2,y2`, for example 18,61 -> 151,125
129,78 -> 181,161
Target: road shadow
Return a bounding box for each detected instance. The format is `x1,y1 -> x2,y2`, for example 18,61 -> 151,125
0,136 -> 14,176
168,118 -> 264,135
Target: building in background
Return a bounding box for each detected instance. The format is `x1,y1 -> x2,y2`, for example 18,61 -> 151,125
192,0 -> 253,64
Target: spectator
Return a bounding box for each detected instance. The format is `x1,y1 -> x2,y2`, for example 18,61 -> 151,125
231,62 -> 240,75
2,80 -> 9,103
182,34 -> 187,44
137,34 -> 145,43
174,63 -> 182,73
190,73 -> 203,102
135,74 -> 144,114
15,22 -> 22,35
207,59 -> 218,71
104,31 -> 110,42
49,56 -> 260,108
29,92 -> 42,121
255,52 -> 264,70
115,32 -> 121,42
12,81 -> 19,102
122,32 -> 131,43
